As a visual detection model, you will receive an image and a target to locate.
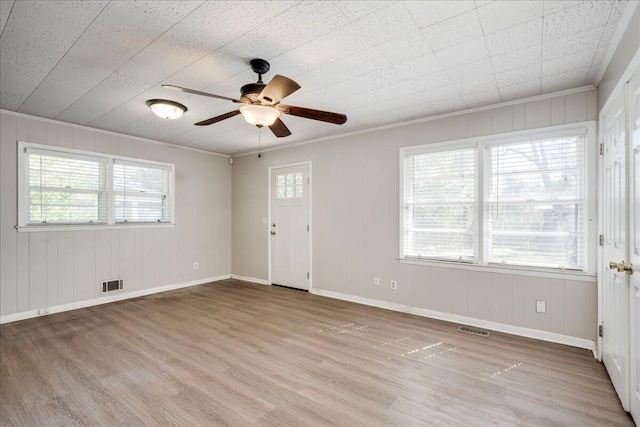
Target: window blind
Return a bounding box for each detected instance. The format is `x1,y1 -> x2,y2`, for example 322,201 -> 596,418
114,160 -> 172,223
404,148 -> 476,260
485,135 -> 585,269
26,148 -> 107,224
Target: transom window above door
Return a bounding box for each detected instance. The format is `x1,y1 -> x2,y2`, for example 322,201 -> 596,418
276,172 -> 303,199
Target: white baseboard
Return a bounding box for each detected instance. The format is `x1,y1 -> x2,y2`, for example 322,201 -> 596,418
310,288 -> 596,352
230,274 -> 270,285
0,274 -> 231,324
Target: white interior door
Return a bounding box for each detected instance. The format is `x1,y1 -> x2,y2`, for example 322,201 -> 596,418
602,89 -> 630,410
628,70 -> 640,424
270,164 -> 310,290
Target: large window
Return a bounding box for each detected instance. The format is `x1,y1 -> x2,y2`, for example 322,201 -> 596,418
404,148 -> 475,260
18,142 -> 175,229
486,136 -> 585,268
400,123 -> 595,272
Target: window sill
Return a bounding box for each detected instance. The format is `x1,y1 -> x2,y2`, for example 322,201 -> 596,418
398,257 -> 596,282
16,223 -> 175,232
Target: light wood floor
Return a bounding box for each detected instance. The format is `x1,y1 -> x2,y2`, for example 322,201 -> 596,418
0,279 -> 634,426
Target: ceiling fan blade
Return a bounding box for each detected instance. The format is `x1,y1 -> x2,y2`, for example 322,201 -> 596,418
163,84 -> 241,103
278,104 -> 347,125
194,110 -> 241,126
269,118 -> 292,138
259,75 -> 300,105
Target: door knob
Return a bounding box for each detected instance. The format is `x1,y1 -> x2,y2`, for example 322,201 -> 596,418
617,261 -> 634,274
610,261 -> 634,274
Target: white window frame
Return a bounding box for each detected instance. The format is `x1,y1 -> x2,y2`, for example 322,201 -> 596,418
113,158 -> 174,224
17,141 -> 175,231
401,141 -> 480,263
399,122 -> 597,278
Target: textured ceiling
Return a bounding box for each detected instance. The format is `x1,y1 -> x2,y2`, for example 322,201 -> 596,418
0,0 -> 632,155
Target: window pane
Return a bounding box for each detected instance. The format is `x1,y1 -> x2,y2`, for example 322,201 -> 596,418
114,163 -> 167,194
404,148 -> 476,260
27,152 -> 106,224
115,194 -> 166,222
277,187 -> 286,199
295,185 -> 303,198
486,135 -> 585,269
114,161 -> 171,223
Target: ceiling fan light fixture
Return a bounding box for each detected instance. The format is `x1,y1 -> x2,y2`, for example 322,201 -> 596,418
146,99 -> 187,119
240,104 -> 280,127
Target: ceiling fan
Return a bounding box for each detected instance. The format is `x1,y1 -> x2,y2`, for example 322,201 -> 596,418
163,59 -> 347,138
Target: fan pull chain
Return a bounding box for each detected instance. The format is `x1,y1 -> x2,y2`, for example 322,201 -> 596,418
258,126 -> 262,158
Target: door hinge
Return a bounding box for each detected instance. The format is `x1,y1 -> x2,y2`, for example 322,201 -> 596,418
307,272 -> 309,279
599,143 -> 604,155
307,177 -> 310,184
599,325 -> 603,338
307,224 -> 309,232
599,234 -> 604,246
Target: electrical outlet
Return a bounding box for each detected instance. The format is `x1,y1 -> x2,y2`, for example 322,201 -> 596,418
536,300 -> 546,314
193,262 -> 199,270
38,308 -> 49,315
390,280 -> 398,290
373,277 -> 380,286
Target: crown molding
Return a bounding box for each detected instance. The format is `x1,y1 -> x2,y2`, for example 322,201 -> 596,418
0,109 -> 230,157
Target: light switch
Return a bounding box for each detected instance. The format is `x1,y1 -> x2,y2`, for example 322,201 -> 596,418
536,300 -> 546,314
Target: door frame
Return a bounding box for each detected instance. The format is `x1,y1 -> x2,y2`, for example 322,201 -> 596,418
597,48 -> 640,361
267,161 -> 313,290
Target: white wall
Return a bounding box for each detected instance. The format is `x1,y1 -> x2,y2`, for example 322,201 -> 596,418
0,112 -> 232,320
597,3 -> 640,111
232,89 -> 599,345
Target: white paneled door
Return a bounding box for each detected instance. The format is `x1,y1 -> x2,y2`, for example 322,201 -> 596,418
270,164 -> 310,290
629,69 -> 640,424
602,88 -> 630,410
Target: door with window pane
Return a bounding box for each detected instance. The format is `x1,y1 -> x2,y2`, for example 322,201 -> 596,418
270,165 -> 309,290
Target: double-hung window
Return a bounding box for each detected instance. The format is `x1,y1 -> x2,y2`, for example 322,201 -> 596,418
24,147 -> 107,225
114,160 -> 173,223
485,135 -> 585,269
400,122 -> 595,273
404,147 -> 476,261
18,142 -> 175,229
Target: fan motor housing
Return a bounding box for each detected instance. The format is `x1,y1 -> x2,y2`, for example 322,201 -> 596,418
240,82 -> 265,103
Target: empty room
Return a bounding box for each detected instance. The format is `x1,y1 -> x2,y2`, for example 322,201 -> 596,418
1,0 -> 639,425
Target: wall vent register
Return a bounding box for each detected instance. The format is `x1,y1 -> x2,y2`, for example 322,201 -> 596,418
102,279 -> 124,293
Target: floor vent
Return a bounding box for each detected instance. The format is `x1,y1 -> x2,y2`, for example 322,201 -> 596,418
102,279 -> 124,293
458,325 -> 490,337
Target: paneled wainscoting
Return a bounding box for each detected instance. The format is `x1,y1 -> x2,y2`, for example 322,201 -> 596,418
0,279 -> 633,426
